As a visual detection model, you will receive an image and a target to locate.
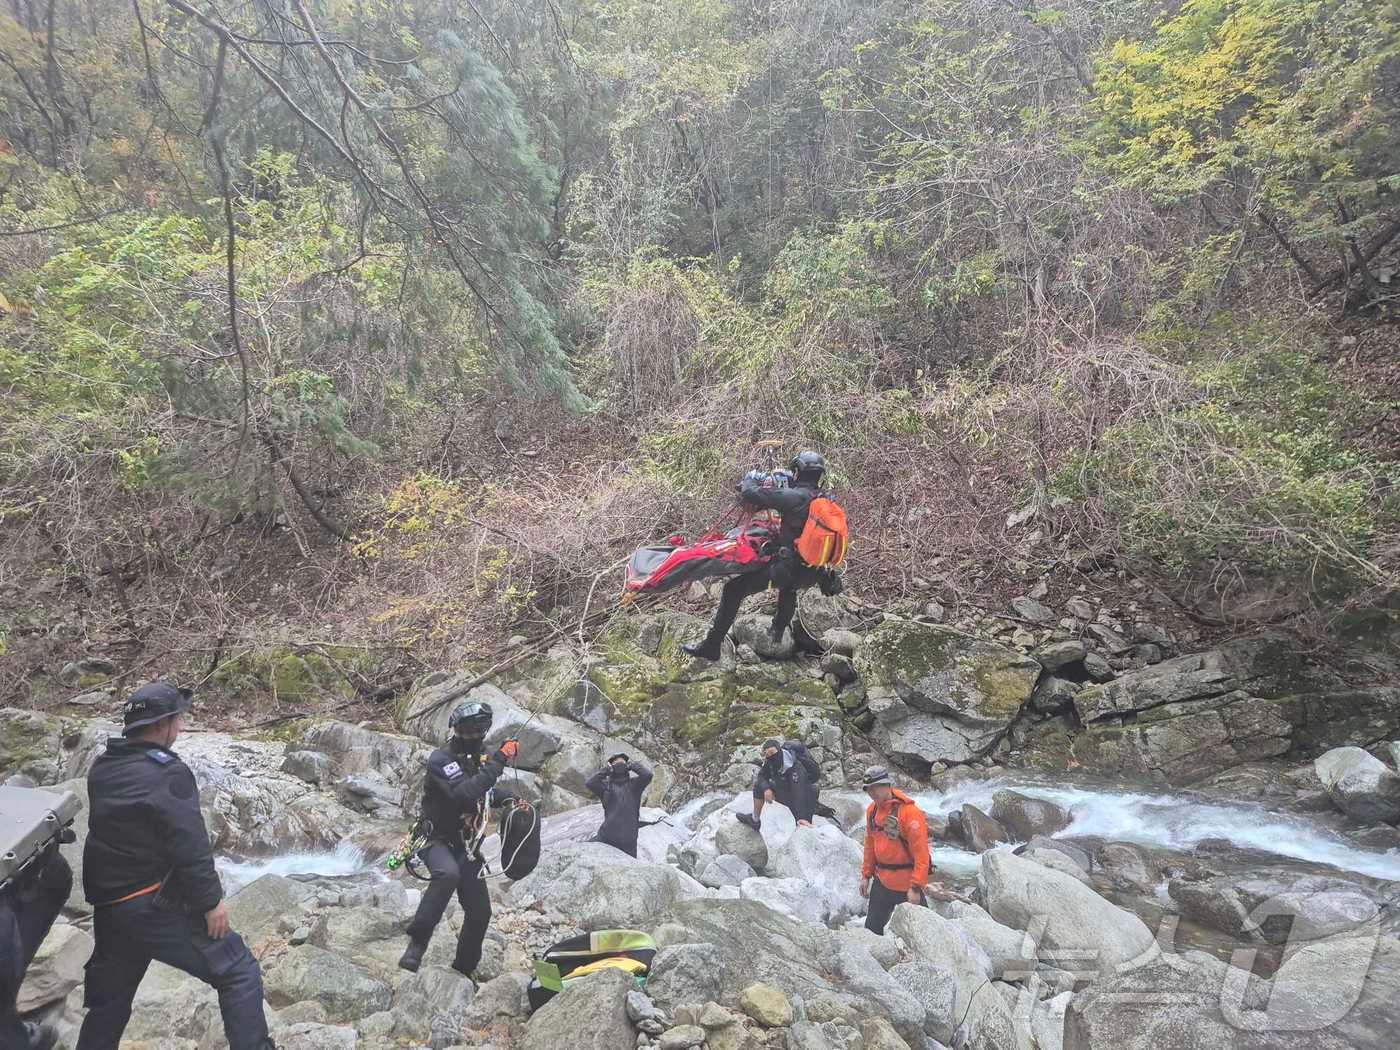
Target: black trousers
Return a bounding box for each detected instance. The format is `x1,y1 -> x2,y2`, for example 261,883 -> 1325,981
405,841 -> 491,974
0,850 -> 71,1048
75,894 -> 268,1050
593,832 -> 638,858
864,875 -> 926,936
702,555 -> 818,648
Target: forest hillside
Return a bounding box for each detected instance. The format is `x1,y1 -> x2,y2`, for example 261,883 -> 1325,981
2,0 -> 1398,718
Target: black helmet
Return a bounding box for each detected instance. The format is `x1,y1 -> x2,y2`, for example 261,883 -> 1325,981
790,450 -> 826,483
449,700 -> 493,737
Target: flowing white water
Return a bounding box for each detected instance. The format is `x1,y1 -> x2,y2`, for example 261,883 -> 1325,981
217,839 -> 371,895
913,777 -> 1400,882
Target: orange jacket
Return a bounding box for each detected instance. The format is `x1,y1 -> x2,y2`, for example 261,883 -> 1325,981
861,789 -> 930,892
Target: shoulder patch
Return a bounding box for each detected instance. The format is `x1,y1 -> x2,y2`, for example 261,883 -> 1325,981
442,760 -> 464,779
146,749 -> 174,765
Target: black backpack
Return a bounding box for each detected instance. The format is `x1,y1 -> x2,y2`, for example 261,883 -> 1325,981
496,796 -> 541,880
784,741 -> 822,784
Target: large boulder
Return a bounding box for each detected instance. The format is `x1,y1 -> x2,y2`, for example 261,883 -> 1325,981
856,621 -> 1041,771
887,959 -> 958,1044
830,937 -> 926,1045
388,966 -> 475,1043
714,817 -> 770,872
308,903 -> 456,976
16,922 -> 91,1012
125,960 -> 275,1046
1018,637 -> 1400,785
979,851 -> 1158,977
940,901 -> 1033,979
264,945 -> 392,1021
699,853 -> 757,888
508,842 -> 705,928
675,793 -> 796,876
646,942 -> 727,1009
454,971 -> 531,1047
0,709 -> 107,784
188,756 -> 361,854
766,824 -> 865,924
654,899 -> 894,1030
299,720 -> 424,782
520,965 -> 635,1050
961,804 -> 1012,852
887,904 -> 1021,1050
1064,936 -> 1400,1050
739,876 -> 828,926
1314,747 -> 1400,824
227,874 -> 316,941
990,790 -> 1072,841
1168,873 -> 1382,945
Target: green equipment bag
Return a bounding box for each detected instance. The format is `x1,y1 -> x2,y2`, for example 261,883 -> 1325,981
526,929 -> 657,1012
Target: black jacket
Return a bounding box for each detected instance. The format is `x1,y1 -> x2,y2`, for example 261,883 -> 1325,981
753,743 -> 821,823
585,761 -> 653,851
738,478 -> 820,552
83,737 -> 222,912
419,742 -> 507,848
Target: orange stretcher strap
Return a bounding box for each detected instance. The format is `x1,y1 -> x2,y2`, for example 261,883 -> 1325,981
96,881 -> 162,908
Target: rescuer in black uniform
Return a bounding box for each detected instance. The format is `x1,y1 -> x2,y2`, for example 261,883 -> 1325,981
0,798 -> 74,1050
737,738 -> 825,830
76,682 -> 272,1050
683,450 -> 838,660
585,753 -> 654,857
398,699 -> 518,977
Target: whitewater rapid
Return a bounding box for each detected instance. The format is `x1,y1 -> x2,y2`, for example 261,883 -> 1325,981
213,780 -> 1400,888
915,778 -> 1400,882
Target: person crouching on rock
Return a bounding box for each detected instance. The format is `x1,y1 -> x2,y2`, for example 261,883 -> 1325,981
399,699 -> 518,977
738,738 -> 826,831
859,765 -> 931,935
585,753 -> 653,857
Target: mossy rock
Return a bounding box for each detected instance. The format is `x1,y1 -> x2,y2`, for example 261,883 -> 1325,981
0,707 -> 66,781
857,620 -> 1041,725
206,644 -> 365,705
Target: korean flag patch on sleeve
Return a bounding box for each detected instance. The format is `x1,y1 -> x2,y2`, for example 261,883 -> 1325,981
442,760 -> 463,779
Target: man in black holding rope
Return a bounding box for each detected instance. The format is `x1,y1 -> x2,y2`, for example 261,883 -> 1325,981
683,451 -> 841,661
398,699 -> 518,977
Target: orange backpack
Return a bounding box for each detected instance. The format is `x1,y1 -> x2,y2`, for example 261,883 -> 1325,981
795,497 -> 849,568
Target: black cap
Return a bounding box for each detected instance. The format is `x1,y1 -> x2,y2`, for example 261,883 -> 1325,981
762,738 -> 782,752
607,753 -> 630,764
123,681 -> 194,734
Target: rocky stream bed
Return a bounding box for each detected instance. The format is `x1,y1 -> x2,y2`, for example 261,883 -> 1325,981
6,594 -> 1400,1050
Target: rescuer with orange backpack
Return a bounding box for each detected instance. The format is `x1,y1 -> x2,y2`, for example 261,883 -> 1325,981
682,450 -> 848,661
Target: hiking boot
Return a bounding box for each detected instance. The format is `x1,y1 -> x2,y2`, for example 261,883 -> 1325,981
398,939 -> 428,973
736,813 -> 761,831
24,1023 -> 57,1050
682,640 -> 722,660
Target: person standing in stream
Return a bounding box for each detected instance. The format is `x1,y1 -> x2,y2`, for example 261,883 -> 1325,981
399,699 -> 518,977
858,765 -> 931,935
76,682 -> 273,1050
585,753 -> 653,857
